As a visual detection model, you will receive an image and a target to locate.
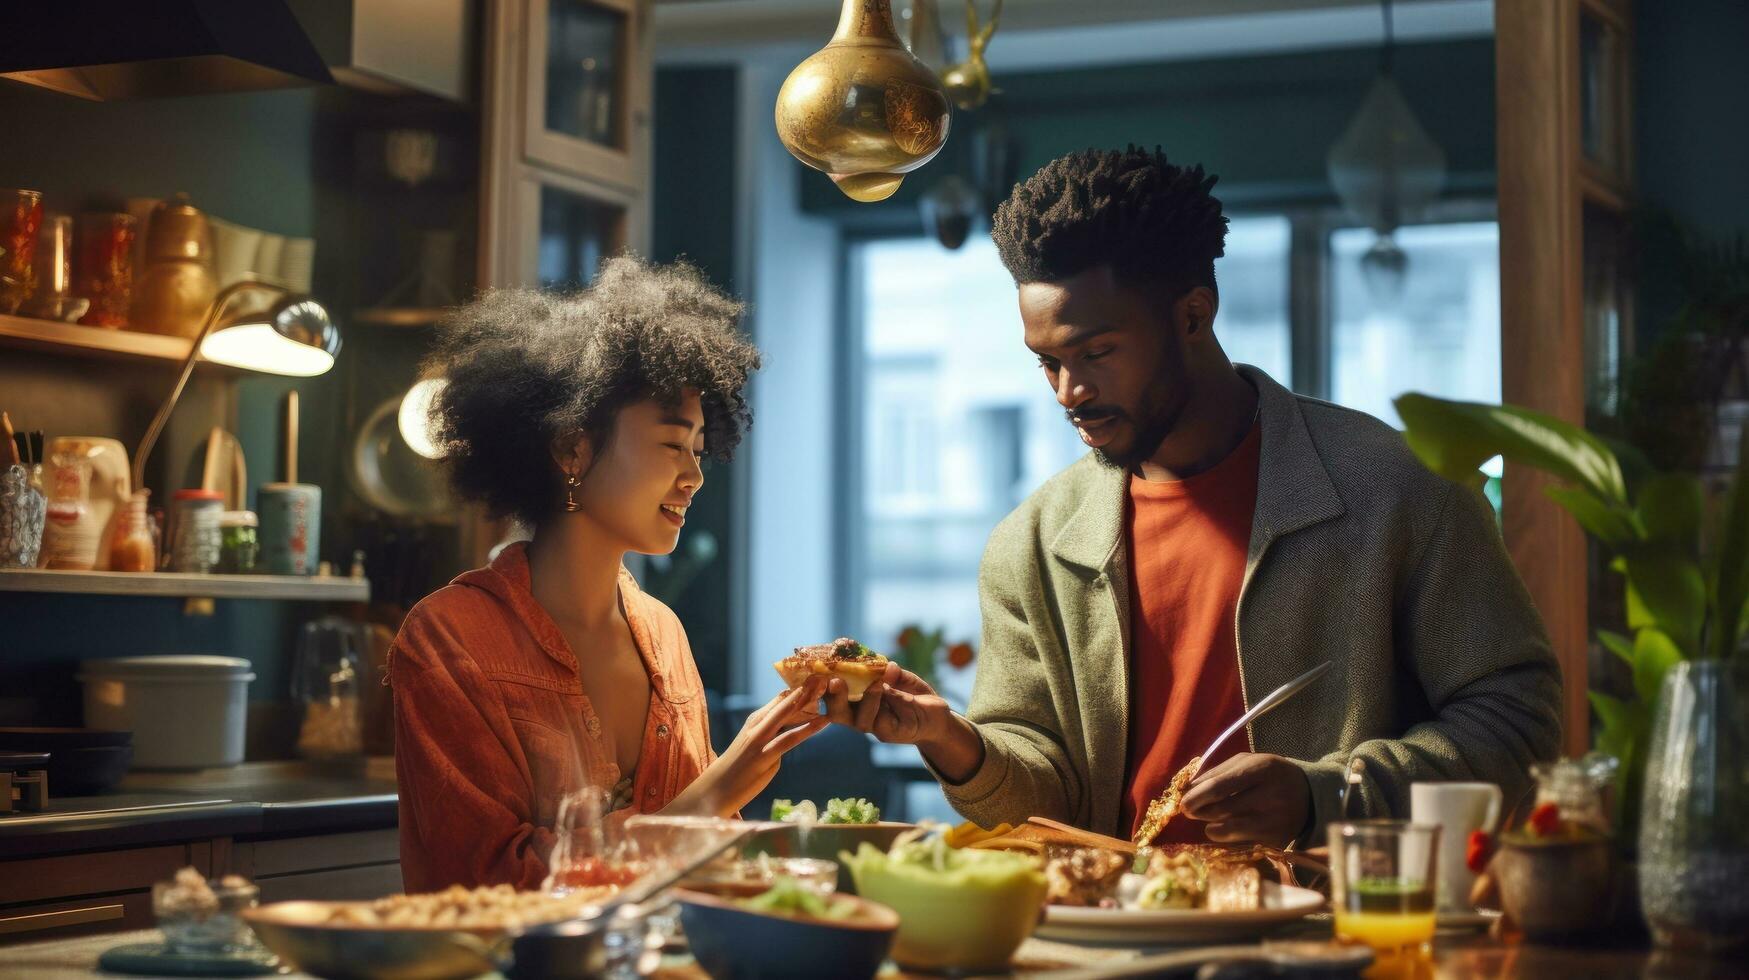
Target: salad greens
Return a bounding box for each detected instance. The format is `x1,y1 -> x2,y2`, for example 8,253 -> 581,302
840,826 -> 1043,887
736,876 -> 852,920
770,797 -> 881,824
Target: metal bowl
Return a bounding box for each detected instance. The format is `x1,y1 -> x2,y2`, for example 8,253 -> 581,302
742,822 -> 916,894
242,901 -> 502,980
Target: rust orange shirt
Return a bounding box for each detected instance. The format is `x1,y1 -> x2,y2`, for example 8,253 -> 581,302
389,542 -> 716,891
1120,424 -> 1260,841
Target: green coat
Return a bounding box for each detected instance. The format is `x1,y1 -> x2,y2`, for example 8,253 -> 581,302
941,367 -> 1563,842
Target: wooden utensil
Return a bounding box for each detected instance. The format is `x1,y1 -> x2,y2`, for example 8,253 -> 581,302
284,390 -> 299,484
201,427 -> 249,510
0,412 -> 18,468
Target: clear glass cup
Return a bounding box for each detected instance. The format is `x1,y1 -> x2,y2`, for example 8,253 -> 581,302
1330,820 -> 1439,971
152,876 -> 258,953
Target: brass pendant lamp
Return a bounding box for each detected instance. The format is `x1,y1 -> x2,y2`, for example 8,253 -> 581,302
941,0 -> 1003,111
776,0 -> 952,203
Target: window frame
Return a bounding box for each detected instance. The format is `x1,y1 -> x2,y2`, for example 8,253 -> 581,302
836,197 -> 1500,637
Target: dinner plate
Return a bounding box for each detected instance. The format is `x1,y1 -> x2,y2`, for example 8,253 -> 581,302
1036,881 -> 1327,944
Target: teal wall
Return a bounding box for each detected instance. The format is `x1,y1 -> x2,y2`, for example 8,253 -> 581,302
800,38 -> 1496,222
650,66 -> 742,697
1635,0 -> 1749,239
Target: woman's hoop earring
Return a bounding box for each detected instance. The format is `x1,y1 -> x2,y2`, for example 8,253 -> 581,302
563,471 -> 582,512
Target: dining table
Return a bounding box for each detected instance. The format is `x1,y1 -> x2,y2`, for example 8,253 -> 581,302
1,918 -> 1734,980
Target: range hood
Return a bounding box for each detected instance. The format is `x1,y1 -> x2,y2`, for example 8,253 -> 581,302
0,1 -> 334,101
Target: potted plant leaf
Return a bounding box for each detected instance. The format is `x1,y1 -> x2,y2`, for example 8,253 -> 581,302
1394,393 -> 1749,951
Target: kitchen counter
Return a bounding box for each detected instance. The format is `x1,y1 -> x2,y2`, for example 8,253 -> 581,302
0,761 -> 397,859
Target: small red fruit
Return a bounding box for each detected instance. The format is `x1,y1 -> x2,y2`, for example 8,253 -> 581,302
1465,829 -> 1494,872
1527,802 -> 1562,837
946,642 -> 974,669
898,627 -> 919,648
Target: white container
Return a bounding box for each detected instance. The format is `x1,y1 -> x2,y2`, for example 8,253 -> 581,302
79,656 -> 255,770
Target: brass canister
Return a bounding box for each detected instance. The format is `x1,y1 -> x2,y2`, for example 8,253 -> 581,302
131,193 -> 217,338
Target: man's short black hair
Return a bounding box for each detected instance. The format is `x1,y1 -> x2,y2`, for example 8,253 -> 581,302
991,145 -> 1228,300
425,256 -> 760,528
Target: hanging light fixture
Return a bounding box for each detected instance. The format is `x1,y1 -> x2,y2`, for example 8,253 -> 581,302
900,0 -> 950,75
1326,0 -> 1446,301
940,0 -> 1004,111
919,175 -> 979,249
776,0 -> 953,203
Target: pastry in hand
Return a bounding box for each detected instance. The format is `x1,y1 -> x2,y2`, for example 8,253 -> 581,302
773,637 -> 889,701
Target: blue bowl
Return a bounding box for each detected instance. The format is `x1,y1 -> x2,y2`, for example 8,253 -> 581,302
675,887 -> 897,980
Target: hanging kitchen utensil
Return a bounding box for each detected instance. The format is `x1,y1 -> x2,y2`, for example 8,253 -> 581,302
941,0 -> 1003,111
1326,0 -> 1446,301
776,0 -> 953,203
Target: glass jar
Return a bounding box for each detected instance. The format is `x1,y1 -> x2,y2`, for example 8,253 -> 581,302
1638,659 -> 1749,952
110,490 -> 156,573
0,189 -> 44,315
75,211 -> 136,328
152,868 -> 258,953
292,616 -> 365,761
217,510 -> 258,574
168,489 -> 223,573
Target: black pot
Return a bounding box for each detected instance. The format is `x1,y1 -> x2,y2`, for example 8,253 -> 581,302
0,728 -> 134,795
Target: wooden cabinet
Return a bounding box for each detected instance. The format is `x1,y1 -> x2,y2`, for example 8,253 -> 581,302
1496,0 -> 1635,755
480,0 -> 653,291
0,829 -> 399,945
0,842 -> 211,944
233,827 -> 403,903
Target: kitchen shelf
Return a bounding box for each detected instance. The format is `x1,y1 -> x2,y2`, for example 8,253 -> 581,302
0,313 -> 194,364
0,568 -> 369,601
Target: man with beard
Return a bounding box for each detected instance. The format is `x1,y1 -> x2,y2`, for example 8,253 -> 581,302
822,146 -> 1562,846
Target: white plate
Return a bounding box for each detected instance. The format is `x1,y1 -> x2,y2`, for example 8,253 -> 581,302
1037,880 -> 1327,944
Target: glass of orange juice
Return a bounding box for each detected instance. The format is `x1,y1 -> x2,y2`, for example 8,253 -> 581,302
1330,820 -> 1439,975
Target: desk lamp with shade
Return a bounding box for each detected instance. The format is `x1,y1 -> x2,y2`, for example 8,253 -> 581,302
132,278 -> 340,495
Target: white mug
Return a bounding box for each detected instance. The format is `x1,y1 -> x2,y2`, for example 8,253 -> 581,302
1411,781 -> 1503,913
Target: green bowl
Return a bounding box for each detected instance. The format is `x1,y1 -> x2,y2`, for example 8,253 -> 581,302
843,847 -> 1047,972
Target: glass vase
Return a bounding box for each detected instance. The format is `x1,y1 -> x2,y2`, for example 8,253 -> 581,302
1637,659 -> 1749,952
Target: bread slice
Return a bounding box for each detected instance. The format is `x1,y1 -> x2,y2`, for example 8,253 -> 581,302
773,637 -> 889,701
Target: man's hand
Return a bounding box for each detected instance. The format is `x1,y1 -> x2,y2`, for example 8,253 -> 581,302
819,662 -> 985,784
1178,753 -> 1312,847
819,661 -> 947,745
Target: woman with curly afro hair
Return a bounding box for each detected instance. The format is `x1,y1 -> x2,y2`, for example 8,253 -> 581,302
389,257 -> 829,890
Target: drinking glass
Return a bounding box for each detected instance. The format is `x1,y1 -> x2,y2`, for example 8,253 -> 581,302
1330,820 -> 1439,974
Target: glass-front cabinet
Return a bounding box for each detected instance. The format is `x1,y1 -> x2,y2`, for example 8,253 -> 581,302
481,0 -> 648,290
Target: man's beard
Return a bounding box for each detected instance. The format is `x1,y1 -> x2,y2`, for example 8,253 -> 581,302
1072,374 -> 1189,471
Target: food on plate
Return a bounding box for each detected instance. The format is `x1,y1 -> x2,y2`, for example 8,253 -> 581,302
736,876 -> 857,921
841,827 -> 1048,972
773,637 -> 890,701
1040,844 -> 1274,912
318,883 -> 618,929
944,820 -> 1016,848
1133,755 -> 1202,846
1043,846 -> 1129,907
771,796 -> 882,824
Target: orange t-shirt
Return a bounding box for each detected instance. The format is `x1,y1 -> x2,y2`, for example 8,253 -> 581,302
1120,424 -> 1260,841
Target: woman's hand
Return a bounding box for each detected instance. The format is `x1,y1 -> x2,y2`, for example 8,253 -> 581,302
666,677 -> 829,818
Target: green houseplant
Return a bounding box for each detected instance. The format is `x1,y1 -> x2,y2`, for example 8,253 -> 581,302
1393,395 -> 1748,817
1394,394 -> 1749,949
